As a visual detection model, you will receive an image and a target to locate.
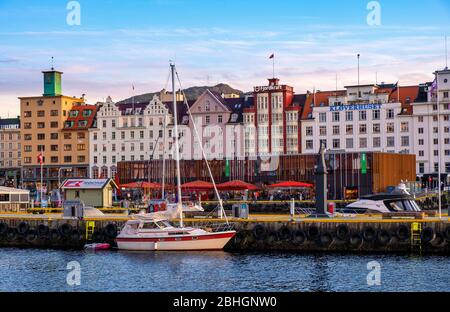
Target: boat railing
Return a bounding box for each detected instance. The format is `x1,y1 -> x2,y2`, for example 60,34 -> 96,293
196,221 -> 236,233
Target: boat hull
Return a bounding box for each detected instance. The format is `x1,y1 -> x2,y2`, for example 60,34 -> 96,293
116,231 -> 236,251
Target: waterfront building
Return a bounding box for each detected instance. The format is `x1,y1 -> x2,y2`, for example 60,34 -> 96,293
242,78 -> 305,156
19,69 -> 87,191
0,117 -> 21,187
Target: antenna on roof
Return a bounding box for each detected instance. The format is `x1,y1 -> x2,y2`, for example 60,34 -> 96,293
445,35 -> 448,69
51,56 -> 54,70
357,54 -> 361,100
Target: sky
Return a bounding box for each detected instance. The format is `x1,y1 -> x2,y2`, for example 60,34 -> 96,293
0,0 -> 450,117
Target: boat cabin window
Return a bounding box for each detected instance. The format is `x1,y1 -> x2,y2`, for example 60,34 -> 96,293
388,201 -> 405,212
156,221 -> 172,228
141,222 -> 159,229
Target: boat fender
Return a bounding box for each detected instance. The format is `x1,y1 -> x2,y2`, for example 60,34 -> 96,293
396,225 -> 410,242
363,226 -> 377,242
233,231 -> 247,246
59,223 -> 73,237
444,226 -> 450,241
421,227 -> 435,243
277,226 -> 292,241
92,230 -> 105,243
307,225 -> 320,240
25,229 -> 38,243
103,223 -> 118,239
336,224 -> 350,241
17,222 -> 29,235
319,232 -> 334,246
292,230 -> 307,245
377,230 -> 391,246
70,229 -> 83,242
6,228 -> 17,242
430,232 -> 446,247
37,224 -> 50,238
252,224 -> 267,241
266,231 -> 279,243
49,229 -> 61,242
0,222 -> 8,236
349,234 -> 363,248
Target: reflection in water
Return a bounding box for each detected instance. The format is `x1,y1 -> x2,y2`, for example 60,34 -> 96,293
0,248 -> 449,292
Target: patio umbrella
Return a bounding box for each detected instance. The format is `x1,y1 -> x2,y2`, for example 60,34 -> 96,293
269,181 -> 314,189
121,181 -> 161,189
216,180 -> 259,191
180,180 -> 214,191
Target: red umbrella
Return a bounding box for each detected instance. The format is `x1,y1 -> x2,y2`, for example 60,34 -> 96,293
269,181 -> 314,189
180,180 -> 214,191
217,180 -> 259,191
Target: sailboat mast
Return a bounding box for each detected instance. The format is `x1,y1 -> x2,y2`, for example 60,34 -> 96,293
171,63 -> 184,226
161,110 -> 167,199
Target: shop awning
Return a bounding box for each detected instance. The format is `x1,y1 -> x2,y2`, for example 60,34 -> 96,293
269,181 -> 314,189
216,180 -> 259,191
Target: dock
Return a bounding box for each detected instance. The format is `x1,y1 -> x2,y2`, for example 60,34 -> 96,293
0,211 -> 449,254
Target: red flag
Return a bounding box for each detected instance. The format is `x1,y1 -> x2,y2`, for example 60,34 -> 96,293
37,153 -> 43,165
269,53 -> 274,59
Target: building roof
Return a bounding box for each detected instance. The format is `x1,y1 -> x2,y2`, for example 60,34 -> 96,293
62,104 -> 98,131
0,117 -> 20,130
61,178 -> 117,190
301,90 -> 347,119
390,86 -> 420,115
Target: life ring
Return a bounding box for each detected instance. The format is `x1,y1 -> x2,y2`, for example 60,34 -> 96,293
336,224 -> 350,241
277,226 -> 292,241
362,226 -> 377,242
58,223 -> 73,237
49,229 -> 61,242
17,222 -> 29,235
292,230 -> 307,245
25,229 -> 38,243
6,228 -> 17,242
37,224 -> 50,238
377,230 -> 391,246
0,222 -> 8,236
421,227 -> 435,243
320,232 -> 334,246
307,225 -> 320,240
396,225 -> 410,242
349,233 -> 363,248
444,226 -> 450,241
252,224 -> 267,241
430,232 -> 446,247
103,223 -> 118,239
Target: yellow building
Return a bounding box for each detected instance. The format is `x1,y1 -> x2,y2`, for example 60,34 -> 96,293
19,69 -> 88,192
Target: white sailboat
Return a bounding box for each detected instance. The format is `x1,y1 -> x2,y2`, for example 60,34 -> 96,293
116,63 -> 236,251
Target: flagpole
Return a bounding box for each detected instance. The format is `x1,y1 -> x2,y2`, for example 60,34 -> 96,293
272,53 -> 275,78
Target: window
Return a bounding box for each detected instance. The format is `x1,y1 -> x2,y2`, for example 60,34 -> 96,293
51,133 -> 58,140
400,122 -> 409,132
418,128 -> 424,134
50,121 -> 58,128
359,124 -> 367,134
121,131 -> 125,140
93,156 -> 98,164
319,113 -> 327,123
372,110 -> 380,120
373,137 -> 381,148
386,109 -> 394,119
401,136 -> 409,147
218,115 -> 223,123
419,151 -> 424,157
37,122 -> 45,129
51,145 -> 58,151
319,139 -> 327,149
345,111 -> 353,121
112,120 -> 116,128
418,116 -> 424,122
319,126 -> 327,136
332,112 -> 340,122
37,145 -> 45,152
64,144 -> 72,151
78,156 -> 86,163
373,124 -> 380,134
359,138 -> 367,148
419,139 -> 424,146
332,139 -> 340,149
77,144 -> 86,151
419,163 -> 424,174
51,156 -> 58,163
78,120 -> 87,127
37,111 -> 45,117
346,138 -> 353,149
83,110 -> 92,117
140,131 -> 144,139
387,137 -> 395,147
359,111 -> 367,121
64,156 -> 72,163
130,131 -> 135,139
205,116 -> 211,125
446,162 -> 450,173
444,91 -> 449,99
37,134 -> 45,140
306,126 -> 313,136
332,126 -> 340,135
64,133 -> 72,140
346,125 -> 353,135
77,132 -> 85,139
102,120 -> 107,128
386,123 -> 394,133
435,163 -> 439,173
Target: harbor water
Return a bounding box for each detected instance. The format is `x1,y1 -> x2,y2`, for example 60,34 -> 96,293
0,248 -> 449,292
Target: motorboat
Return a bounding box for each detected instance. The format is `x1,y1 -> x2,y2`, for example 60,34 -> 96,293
116,214 -> 235,251
344,182 -> 422,214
